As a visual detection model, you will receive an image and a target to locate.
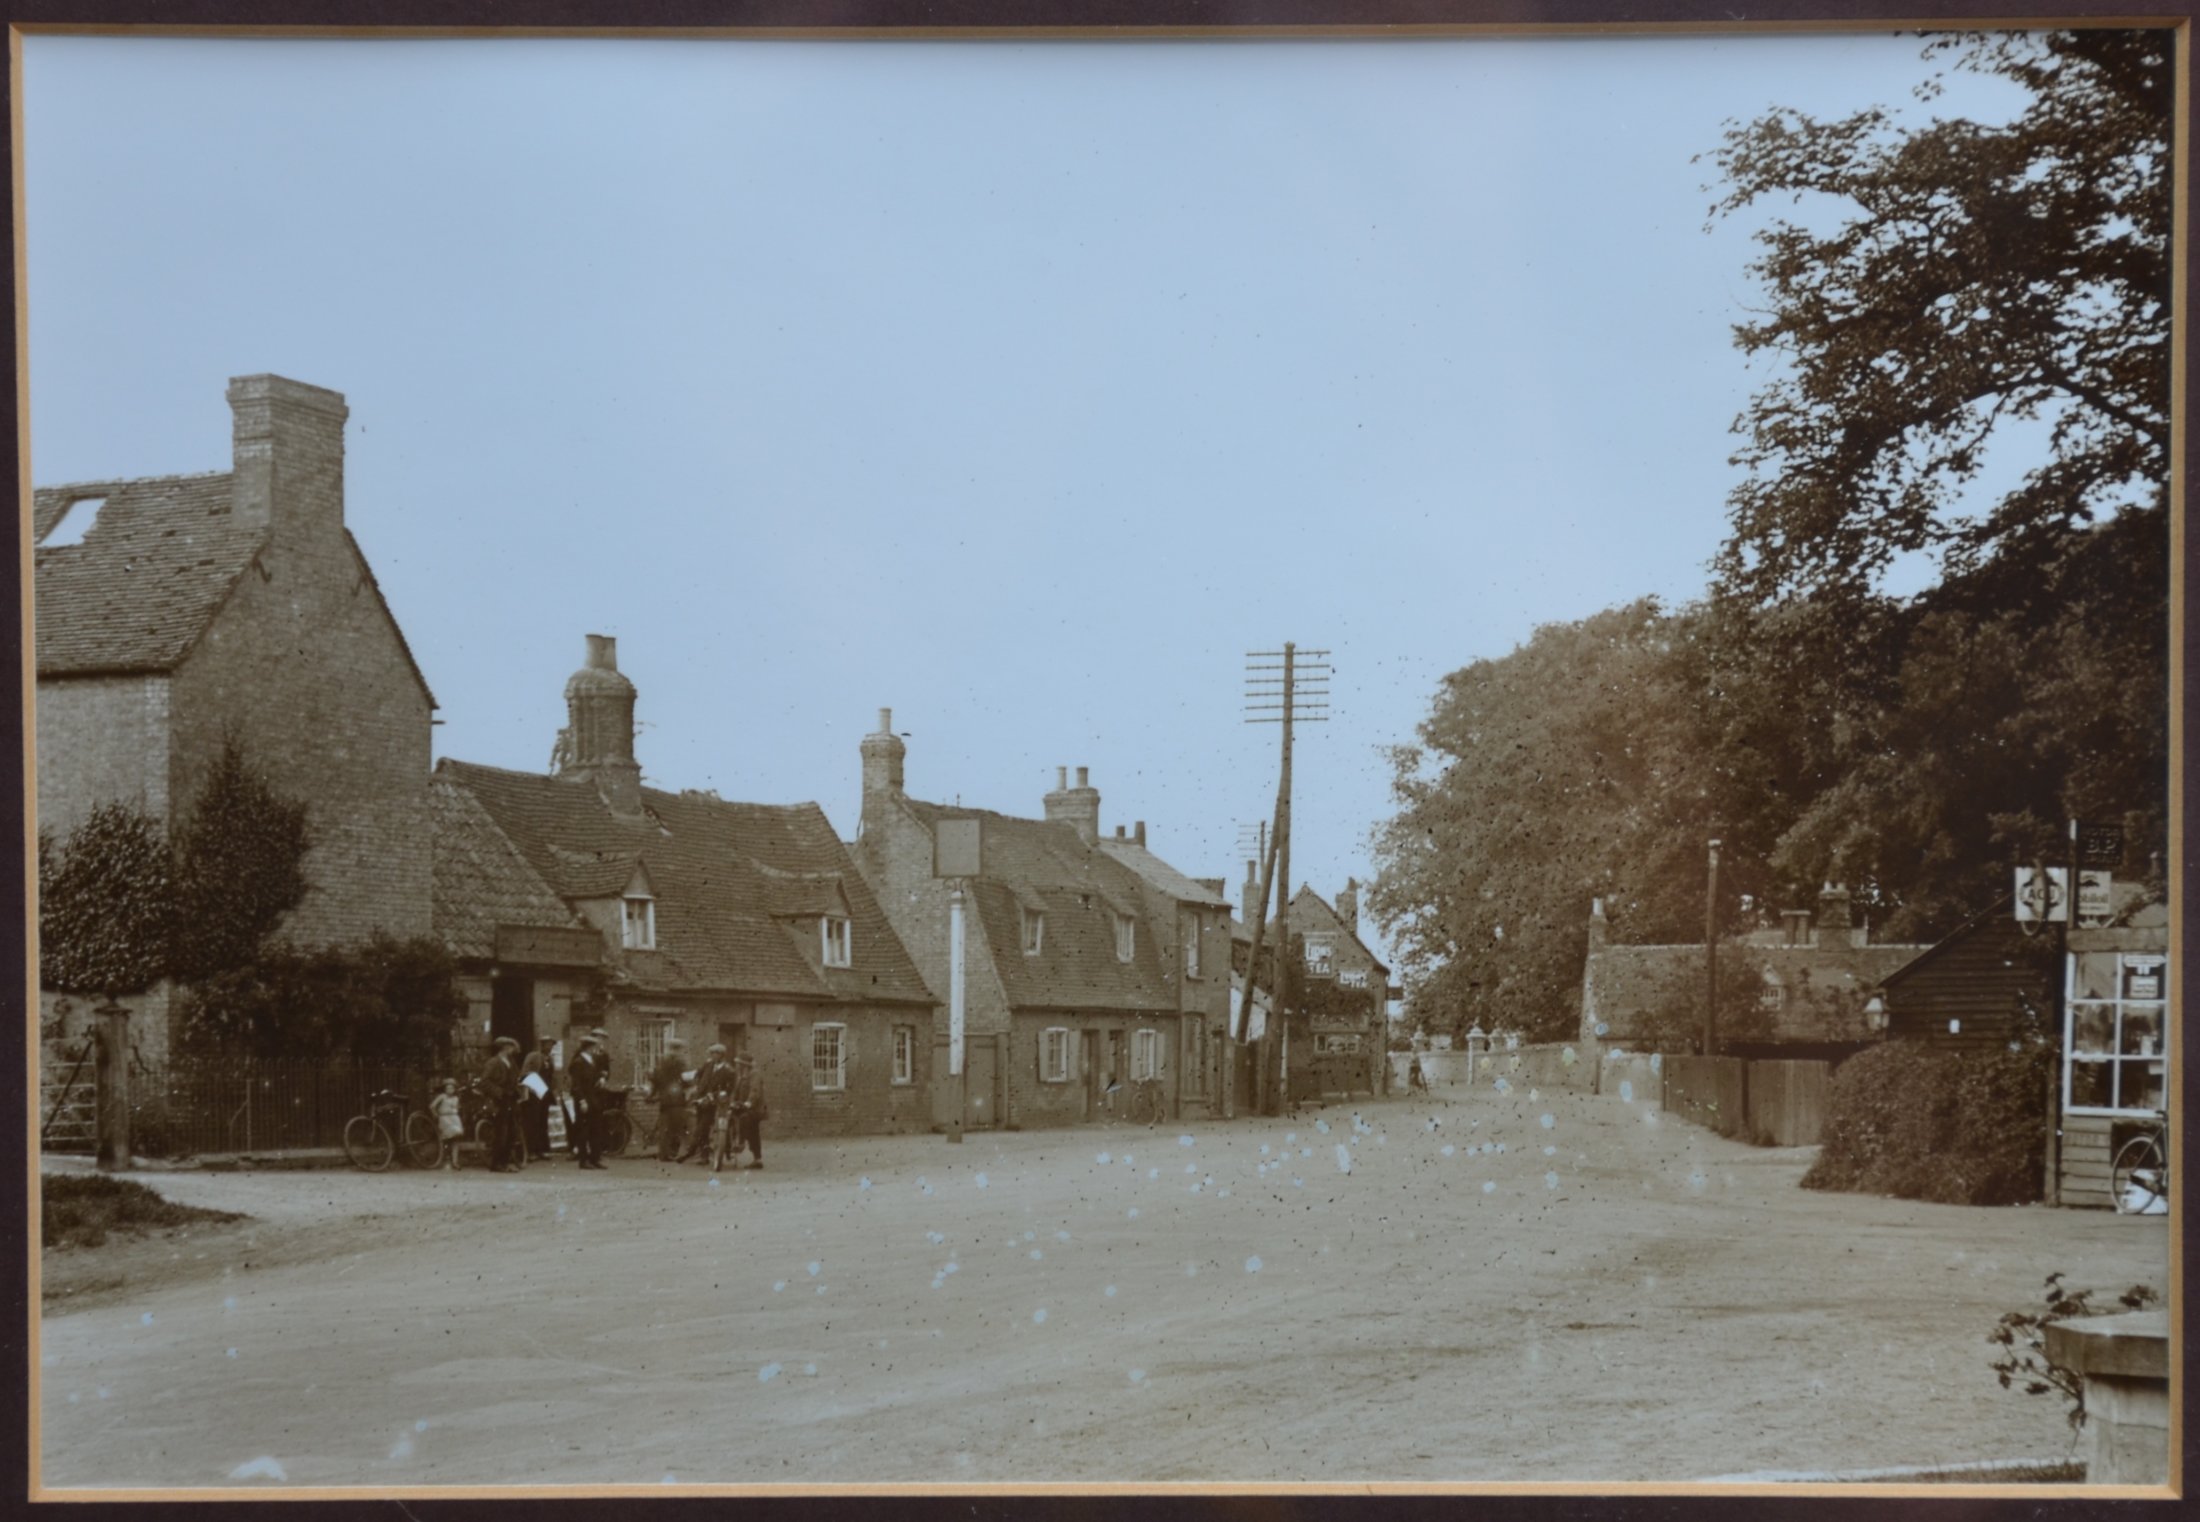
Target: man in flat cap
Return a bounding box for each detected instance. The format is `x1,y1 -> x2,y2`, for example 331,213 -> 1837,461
682,1043 -> 735,1165
650,1037 -> 691,1163
478,1036 -> 523,1172
566,1029 -> 609,1170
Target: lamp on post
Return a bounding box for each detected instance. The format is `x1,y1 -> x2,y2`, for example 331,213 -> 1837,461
1703,830 -> 1723,1058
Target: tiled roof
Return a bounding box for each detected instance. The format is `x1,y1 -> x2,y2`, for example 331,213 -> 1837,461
431,778 -> 587,960
1586,938 -> 1926,1044
33,475 -> 261,675
439,759 -> 933,1006
1096,838 -> 1232,909
34,472 -> 438,704
902,798 -> 1178,1013
1284,886 -> 1389,976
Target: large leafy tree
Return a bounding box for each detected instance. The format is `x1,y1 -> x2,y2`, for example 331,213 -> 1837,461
1708,28 -> 2170,606
168,737 -> 313,982
1705,28 -> 2172,921
1367,601 -> 1771,1040
39,805 -> 175,998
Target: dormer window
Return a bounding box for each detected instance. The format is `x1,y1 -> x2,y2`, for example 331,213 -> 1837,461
822,915 -> 852,968
623,893 -> 656,950
1114,913 -> 1136,963
1022,908 -> 1045,955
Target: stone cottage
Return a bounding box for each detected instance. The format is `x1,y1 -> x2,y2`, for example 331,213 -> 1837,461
434,640 -> 937,1139
34,374 -> 435,1056
853,714 -> 1229,1129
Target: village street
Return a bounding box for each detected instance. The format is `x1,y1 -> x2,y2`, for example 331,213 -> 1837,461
39,1083 -> 2166,1490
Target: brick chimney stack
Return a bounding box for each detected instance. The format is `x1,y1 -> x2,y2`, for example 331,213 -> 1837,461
860,707 -> 906,840
1817,882 -> 1853,948
1043,764 -> 1101,842
559,634 -> 643,819
1337,877 -> 1360,936
227,374 -> 348,544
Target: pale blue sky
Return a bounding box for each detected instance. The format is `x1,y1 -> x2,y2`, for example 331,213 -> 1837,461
23,34 -> 2025,973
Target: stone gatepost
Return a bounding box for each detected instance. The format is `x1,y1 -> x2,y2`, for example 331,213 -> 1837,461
2045,1310 -> 2170,1486
94,1000 -> 132,1171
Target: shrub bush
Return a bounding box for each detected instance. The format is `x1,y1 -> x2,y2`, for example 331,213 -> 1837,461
1804,1039 -> 2052,1205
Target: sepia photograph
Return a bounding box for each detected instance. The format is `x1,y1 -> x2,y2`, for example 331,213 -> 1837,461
19,16 -> 2181,1497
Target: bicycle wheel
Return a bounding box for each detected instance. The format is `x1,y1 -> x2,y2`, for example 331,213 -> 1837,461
2112,1133 -> 2168,1215
401,1110 -> 441,1169
473,1117 -> 499,1167
343,1115 -> 395,1172
600,1111 -> 633,1156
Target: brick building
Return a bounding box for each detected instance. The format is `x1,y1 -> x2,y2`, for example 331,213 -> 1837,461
853,714 -> 1230,1129
433,639 -> 938,1139
34,374 -> 436,1055
1233,875 -> 1391,1102
1578,886 -> 1928,1065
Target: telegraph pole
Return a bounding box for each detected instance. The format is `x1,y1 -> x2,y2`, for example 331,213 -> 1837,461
1246,644 -> 1330,1117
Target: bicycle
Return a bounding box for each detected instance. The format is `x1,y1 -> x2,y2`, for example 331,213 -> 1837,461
1128,1076 -> 1166,1127
595,1085 -> 635,1156
343,1089 -> 440,1172
2111,1112 -> 2169,1215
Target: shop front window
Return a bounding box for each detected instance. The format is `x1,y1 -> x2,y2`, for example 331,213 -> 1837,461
2065,951 -> 2169,1115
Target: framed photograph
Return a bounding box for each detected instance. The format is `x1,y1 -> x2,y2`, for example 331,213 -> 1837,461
15,0 -> 2187,1503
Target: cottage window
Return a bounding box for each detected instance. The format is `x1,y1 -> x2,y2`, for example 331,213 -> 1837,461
1021,909 -> 1045,955
634,1016 -> 675,1078
891,1025 -> 915,1085
811,1023 -> 847,1091
1305,937 -> 1335,978
1131,1027 -> 1163,1082
1040,1026 -> 1072,1083
822,915 -> 852,968
1183,916 -> 1203,978
2065,952 -> 2169,1115
622,894 -> 656,950
1114,914 -> 1136,963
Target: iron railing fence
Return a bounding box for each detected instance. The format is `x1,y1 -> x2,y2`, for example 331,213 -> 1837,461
125,1054 -> 455,1158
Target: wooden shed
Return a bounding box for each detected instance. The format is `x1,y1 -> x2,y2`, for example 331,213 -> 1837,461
1877,897 -> 2059,1051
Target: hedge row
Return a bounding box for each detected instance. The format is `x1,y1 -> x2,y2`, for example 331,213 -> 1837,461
1802,1040 -> 2052,1206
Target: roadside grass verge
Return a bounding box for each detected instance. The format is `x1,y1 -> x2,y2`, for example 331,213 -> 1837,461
42,1174 -> 246,1250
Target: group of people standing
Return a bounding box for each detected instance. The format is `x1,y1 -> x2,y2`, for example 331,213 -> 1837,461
648,1037 -> 767,1170
468,1026 -> 620,1172
455,1029 -> 764,1174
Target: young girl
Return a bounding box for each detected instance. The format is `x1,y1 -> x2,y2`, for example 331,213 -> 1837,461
430,1078 -> 465,1171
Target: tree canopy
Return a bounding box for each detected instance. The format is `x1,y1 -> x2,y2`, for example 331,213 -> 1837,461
1370,30 -> 2171,1038
1708,28 -> 2169,607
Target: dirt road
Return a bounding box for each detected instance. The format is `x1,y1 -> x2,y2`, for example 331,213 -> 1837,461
37,1085 -> 2167,1489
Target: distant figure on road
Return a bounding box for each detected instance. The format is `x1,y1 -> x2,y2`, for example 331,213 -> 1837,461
684,1043 -> 735,1164
1408,1055 -> 1430,1093
430,1078 -> 464,1170
729,1055 -> 767,1171
651,1037 -> 690,1162
477,1037 -> 523,1172
567,1029 -> 609,1170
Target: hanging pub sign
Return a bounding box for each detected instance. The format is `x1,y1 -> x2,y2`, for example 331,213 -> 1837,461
2076,821 -> 2126,870
2014,864 -> 2068,923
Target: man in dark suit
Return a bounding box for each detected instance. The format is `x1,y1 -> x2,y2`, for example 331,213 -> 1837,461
682,1043 -> 734,1164
650,1037 -> 690,1163
477,1036 -> 523,1172
567,1029 -> 608,1170
730,1054 -> 767,1171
